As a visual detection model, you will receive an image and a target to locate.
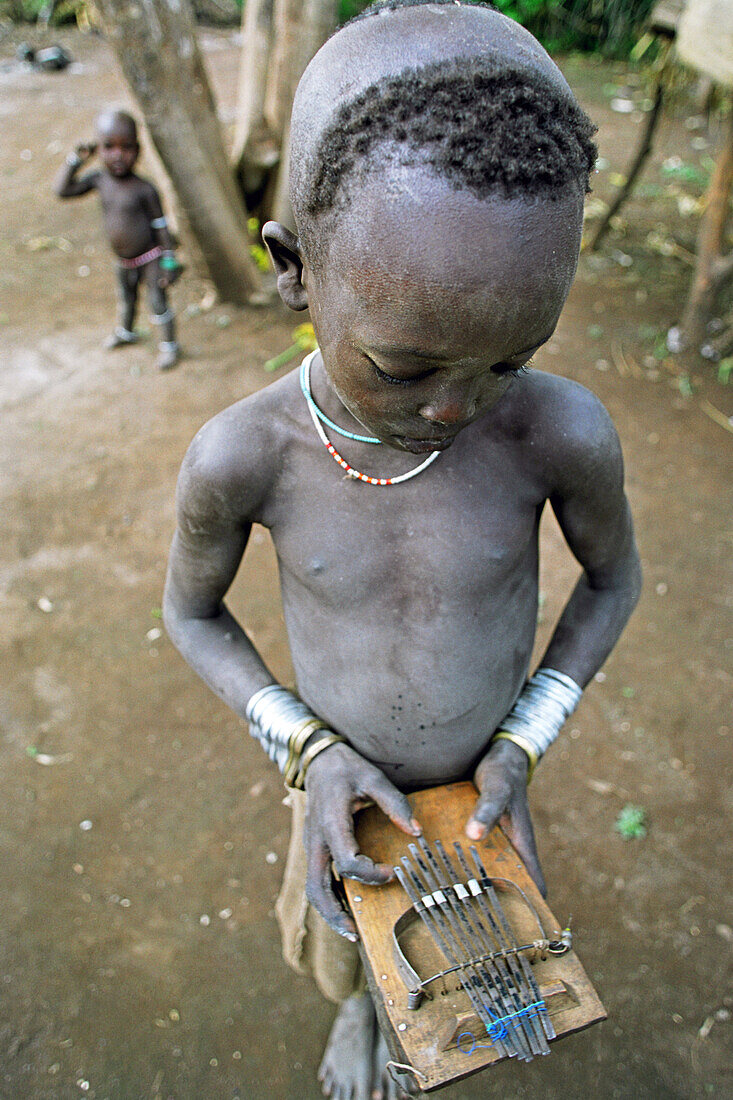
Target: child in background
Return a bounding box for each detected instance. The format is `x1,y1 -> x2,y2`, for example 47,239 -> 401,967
164,2 -> 642,1096
55,109 -> 182,370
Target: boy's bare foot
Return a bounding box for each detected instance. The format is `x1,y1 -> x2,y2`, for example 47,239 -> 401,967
319,994 -> 375,1100
157,341 -> 180,371
318,994 -> 419,1100
103,327 -> 138,350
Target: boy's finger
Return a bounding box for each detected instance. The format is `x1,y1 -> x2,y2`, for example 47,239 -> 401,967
465,784 -> 510,840
305,837 -> 358,941
502,807 -> 547,898
366,774 -> 422,836
322,808 -> 395,885
334,852 -> 395,886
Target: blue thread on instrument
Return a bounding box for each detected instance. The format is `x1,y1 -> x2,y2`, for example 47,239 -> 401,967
457,1001 -> 546,1054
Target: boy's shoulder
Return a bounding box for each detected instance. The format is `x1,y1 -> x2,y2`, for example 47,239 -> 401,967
517,367 -> 611,422
514,369 -> 615,436
177,370 -> 302,520
132,173 -> 159,196
500,368 -> 622,487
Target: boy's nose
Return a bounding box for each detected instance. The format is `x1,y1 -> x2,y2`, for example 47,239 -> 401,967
419,391 -> 476,427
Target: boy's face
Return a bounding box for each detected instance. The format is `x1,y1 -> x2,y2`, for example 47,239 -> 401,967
304,171 -> 583,453
97,120 -> 138,177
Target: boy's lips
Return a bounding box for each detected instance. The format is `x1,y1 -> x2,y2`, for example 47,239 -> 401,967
396,433 -> 458,453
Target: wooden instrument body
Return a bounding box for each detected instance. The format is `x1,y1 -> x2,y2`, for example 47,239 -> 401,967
342,782 -> 606,1092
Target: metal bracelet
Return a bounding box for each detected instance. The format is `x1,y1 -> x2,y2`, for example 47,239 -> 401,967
291,733 -> 347,791
493,668 -> 582,764
246,684 -> 336,781
282,718 -> 330,786
491,731 -> 540,784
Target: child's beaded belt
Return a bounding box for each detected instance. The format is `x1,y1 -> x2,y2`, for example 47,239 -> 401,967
118,245 -> 163,269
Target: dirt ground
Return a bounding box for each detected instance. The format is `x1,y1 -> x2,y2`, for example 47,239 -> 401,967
1,25 -> 731,1100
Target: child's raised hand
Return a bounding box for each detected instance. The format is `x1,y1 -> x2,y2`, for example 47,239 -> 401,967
303,742 -> 422,940
467,738 -> 547,897
75,142 -> 97,162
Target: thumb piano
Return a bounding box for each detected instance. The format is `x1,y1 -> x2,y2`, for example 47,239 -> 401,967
342,782 -> 605,1092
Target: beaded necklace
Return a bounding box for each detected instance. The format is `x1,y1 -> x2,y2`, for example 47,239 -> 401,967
300,351 -> 441,486
300,351 -> 380,443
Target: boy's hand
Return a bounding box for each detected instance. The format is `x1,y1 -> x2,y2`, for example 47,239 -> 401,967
158,253 -> 184,289
75,143 -> 97,162
303,742 -> 422,940
467,738 -> 547,897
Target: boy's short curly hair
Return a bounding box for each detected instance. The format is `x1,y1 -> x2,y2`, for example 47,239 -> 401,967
291,0 -> 596,258
301,56 -> 597,220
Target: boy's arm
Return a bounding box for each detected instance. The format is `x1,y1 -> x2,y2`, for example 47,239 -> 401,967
467,387 -> 642,891
163,422 -> 277,714
54,146 -> 99,198
143,183 -> 176,252
164,415 -> 419,940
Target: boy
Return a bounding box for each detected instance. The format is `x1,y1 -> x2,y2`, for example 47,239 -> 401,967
163,2 -> 642,1096
55,109 -> 182,371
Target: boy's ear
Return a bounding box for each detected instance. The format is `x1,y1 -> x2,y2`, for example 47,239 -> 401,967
261,222 -> 309,311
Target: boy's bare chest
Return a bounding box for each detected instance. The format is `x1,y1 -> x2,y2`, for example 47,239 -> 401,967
268,438 -> 541,608
98,178 -> 147,220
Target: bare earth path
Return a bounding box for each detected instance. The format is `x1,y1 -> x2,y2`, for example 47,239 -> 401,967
0,28 -> 731,1100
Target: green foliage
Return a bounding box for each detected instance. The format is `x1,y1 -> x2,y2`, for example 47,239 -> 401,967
339,0 -> 368,21
337,0 -> 657,57
0,0 -> 89,24
614,804 -> 647,840
264,323 -> 317,372
494,0 -> 658,57
717,359 -> 733,386
660,159 -> 710,188
0,0 -> 43,20
247,217 -> 271,273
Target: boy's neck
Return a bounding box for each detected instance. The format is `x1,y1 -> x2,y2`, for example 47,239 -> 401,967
308,351 -> 375,438
104,168 -> 138,181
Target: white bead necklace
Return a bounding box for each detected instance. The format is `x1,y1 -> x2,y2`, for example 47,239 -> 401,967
301,352 -> 441,486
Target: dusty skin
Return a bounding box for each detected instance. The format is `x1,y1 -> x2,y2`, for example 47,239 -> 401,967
1,27 -> 731,1100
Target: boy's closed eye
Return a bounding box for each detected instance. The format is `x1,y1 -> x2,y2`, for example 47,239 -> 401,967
371,360 -> 437,386
368,354 -> 537,386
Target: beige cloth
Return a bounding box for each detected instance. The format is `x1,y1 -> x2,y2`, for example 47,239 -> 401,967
677,0 -> 733,86
275,788 -> 366,1004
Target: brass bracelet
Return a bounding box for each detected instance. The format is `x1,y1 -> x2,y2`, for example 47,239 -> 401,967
282,718 -> 330,786
291,733 -> 347,791
491,730 -> 539,785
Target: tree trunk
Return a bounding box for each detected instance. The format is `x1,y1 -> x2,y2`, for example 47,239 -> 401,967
234,0 -> 338,225
675,108 -> 733,351
97,0 -> 261,305
232,0 -> 278,198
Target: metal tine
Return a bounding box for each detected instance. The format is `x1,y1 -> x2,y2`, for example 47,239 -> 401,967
468,842 -> 555,1045
449,841 -> 548,1055
469,845 -> 557,1043
448,841 -> 549,1057
402,853 -> 517,1060
437,841 -> 543,1058
395,863 -> 512,1062
420,837 -> 535,1062
401,856 -> 513,1063
410,842 -> 524,1062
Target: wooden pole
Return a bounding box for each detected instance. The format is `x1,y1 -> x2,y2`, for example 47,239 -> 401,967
674,106 -> 733,351
98,0 -> 262,304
